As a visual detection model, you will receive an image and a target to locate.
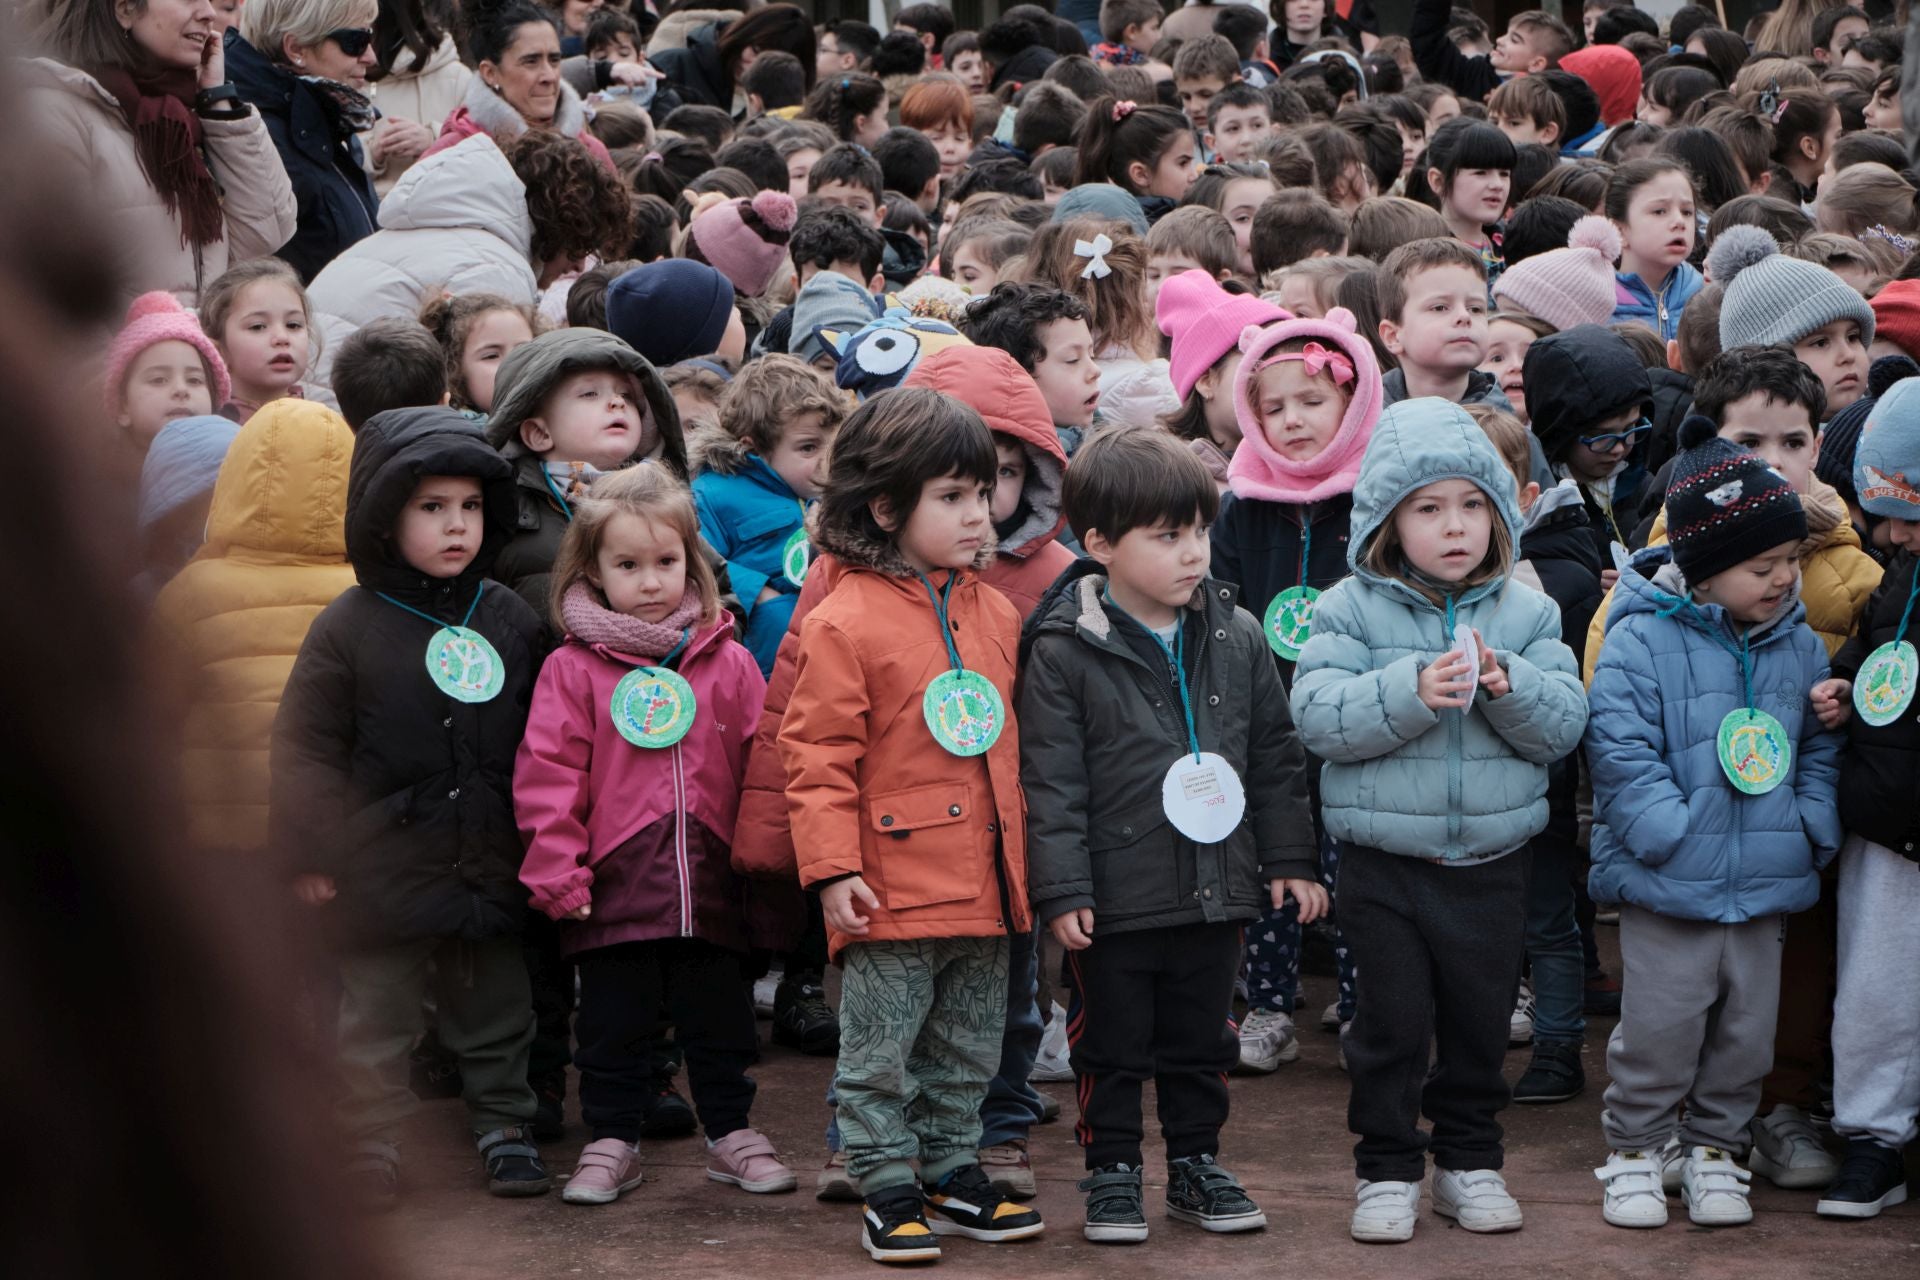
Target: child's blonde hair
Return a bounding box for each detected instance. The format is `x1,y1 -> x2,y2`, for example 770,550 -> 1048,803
418,292 -> 545,411
1023,217 -> 1155,357
1465,403 -> 1532,495
717,354 -> 846,455
547,465 -> 721,633
1273,255 -> 1371,315
200,258 -> 316,354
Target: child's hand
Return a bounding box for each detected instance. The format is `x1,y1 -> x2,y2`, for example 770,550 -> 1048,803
1049,908 -> 1095,951
1601,568 -> 1620,592
1417,649 -> 1474,710
1472,628 -> 1510,699
293,873 -> 336,906
566,903 -> 593,921
1271,878 -> 1329,924
755,584 -> 781,605
821,875 -> 880,936
1811,678 -> 1853,729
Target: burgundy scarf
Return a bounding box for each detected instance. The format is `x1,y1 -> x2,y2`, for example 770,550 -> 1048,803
92,62 -> 225,250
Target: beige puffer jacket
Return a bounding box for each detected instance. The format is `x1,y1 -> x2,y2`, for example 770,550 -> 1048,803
366,34 -> 470,194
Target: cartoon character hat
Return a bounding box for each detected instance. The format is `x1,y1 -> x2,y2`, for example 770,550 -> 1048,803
829,308 -> 974,401
1856,377 -> 1920,520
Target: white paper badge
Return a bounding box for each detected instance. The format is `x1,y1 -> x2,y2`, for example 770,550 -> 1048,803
1453,622 -> 1479,712
1160,751 -> 1248,844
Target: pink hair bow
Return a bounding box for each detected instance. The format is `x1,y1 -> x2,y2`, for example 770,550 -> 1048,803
1112,99 -> 1136,122
1264,341 -> 1355,386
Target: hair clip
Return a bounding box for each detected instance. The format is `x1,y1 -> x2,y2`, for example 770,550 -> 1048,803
641,151 -> 663,165
1759,80 -> 1786,123
1865,224 -> 1916,255
1112,99 -> 1136,122
1261,341 -> 1355,386
1074,232 -> 1114,280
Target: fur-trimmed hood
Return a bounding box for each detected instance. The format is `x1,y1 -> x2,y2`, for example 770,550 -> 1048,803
484,328 -> 687,477
808,502 -> 997,579
687,422 -> 755,476
452,68 -> 592,146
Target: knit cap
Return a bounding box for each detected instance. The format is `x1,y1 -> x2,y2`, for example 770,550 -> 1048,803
104,291 -> 231,414
685,190 -> 797,297
1665,414 -> 1809,585
790,271 -> 881,365
1559,45 -> 1641,128
1709,224 -> 1875,351
1868,278 -> 1920,361
605,261 -> 737,367
1521,324 -> 1653,462
1856,376 -> 1920,520
137,414 -> 241,530
1491,217 -> 1620,334
1157,269 -> 1286,401
1819,354 -> 1918,505
1050,182 -> 1150,237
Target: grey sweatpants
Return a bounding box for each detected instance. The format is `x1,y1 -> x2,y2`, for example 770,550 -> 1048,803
1833,836 -> 1920,1148
1601,905 -> 1785,1153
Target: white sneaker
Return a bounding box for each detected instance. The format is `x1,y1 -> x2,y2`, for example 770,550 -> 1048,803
1321,999 -> 1343,1031
1351,1179 -> 1420,1243
1030,1001 -> 1074,1082
1748,1106 -> 1839,1189
1432,1168 -> 1523,1233
1680,1146 -> 1754,1226
1337,1020 -> 1352,1072
751,972 -> 779,1018
1659,1137 -> 1685,1192
1595,1150 -> 1669,1228
1509,980 -> 1535,1046
1236,1008 -> 1299,1073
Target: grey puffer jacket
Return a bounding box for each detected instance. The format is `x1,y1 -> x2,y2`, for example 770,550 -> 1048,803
1019,561 -> 1316,933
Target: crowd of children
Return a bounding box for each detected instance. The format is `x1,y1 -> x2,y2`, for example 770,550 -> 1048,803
99,0 -> 1920,1262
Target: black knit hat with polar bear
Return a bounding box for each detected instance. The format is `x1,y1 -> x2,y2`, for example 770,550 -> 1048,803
1664,414 -> 1808,586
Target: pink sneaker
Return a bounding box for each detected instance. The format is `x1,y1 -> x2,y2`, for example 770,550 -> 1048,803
562,1138 -> 641,1205
707,1128 -> 798,1194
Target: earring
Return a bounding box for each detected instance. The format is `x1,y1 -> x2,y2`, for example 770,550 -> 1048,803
488,82 -> 502,93
294,57 -> 305,68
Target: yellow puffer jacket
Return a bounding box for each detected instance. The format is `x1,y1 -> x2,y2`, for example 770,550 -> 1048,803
1583,477 -> 1883,684
153,401 -> 356,854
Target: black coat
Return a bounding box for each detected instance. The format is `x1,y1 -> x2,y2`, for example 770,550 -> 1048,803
226,31 -> 378,282
990,45 -> 1060,94
1519,484 -> 1604,671
1641,366 -> 1696,481
1209,491 -> 1354,689
270,408 -> 542,945
1835,550 -> 1920,860
650,21 -> 732,110
1017,562 -> 1316,935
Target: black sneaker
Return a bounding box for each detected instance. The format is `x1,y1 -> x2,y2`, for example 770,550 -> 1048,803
1817,1138 -> 1909,1219
924,1162 -> 1045,1241
640,1082 -> 697,1138
1079,1163 -> 1148,1244
1165,1154 -> 1266,1232
1513,1041 -> 1585,1104
477,1126 -> 551,1197
773,972 -> 841,1056
861,1184 -> 942,1264
529,1071 -> 566,1142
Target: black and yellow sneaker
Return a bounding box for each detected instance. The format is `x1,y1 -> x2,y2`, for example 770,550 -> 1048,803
925,1163 -> 1045,1242
861,1185 -> 942,1264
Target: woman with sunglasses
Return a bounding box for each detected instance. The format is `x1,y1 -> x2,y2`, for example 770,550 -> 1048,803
227,0 -> 383,282
23,0 -> 297,308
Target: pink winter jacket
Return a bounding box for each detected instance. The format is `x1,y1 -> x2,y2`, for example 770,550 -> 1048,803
514,616 -> 766,950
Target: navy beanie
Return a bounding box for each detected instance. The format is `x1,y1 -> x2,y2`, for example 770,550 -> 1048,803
1665,415 -> 1808,586
605,261 -> 737,367
1820,354 -> 1919,506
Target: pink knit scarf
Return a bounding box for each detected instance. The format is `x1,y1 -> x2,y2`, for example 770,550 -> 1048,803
561,580 -> 705,658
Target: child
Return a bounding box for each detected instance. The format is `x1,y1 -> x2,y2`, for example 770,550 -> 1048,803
1710,226 -> 1876,420
270,406 -> 550,1207
808,143 -> 888,227
1607,159 -> 1704,343
515,464 -> 793,1206
692,355 -> 847,675
777,387 -> 1043,1263
1812,380 -> 1920,1218
1251,189 -> 1351,281
1171,35 -> 1242,132
1145,207 -> 1236,308
135,415 -> 240,600
104,292 -> 229,454
605,260 -> 747,370
1023,219 -> 1174,429
1292,397 -> 1589,1243
1377,238 -> 1513,413
684,191 -> 801,301
1183,163 -> 1281,277
202,258 -> 312,423
1588,420 -> 1841,1229
1092,0 -> 1161,66
943,218 -> 1030,295
801,74 -> 891,150
899,78 -> 974,179
584,8 -> 640,65
1418,120 -> 1515,284
1487,76 -> 1568,150
1522,323 -> 1655,565
1490,215 -> 1622,349
1413,0 -> 1573,103
1204,84 -> 1274,165
1021,425 -> 1318,1244
1072,98 -> 1199,224
1479,313 -> 1553,426
1156,269 -> 1286,490
1761,87 -> 1841,211
1347,199 -> 1451,265
1211,306 -> 1386,1073
331,318 -> 450,433
960,282 -> 1103,458
417,296 -> 537,419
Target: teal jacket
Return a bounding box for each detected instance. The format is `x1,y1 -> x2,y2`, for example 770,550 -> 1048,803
1290,397 -> 1591,859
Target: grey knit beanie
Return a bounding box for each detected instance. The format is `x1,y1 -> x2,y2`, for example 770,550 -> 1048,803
1709,224 -> 1875,351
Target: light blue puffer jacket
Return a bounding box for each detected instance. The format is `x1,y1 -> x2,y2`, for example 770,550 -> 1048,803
1290,398 -> 1590,860
1586,545 -> 1843,922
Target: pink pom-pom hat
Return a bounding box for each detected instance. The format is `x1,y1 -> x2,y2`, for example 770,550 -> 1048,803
1491,215 -> 1623,334
686,190 -> 798,298
103,291 -> 231,414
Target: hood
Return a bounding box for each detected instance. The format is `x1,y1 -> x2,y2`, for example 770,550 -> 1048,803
990,44 -> 1059,92
139,415 -> 242,531
1611,543 -> 1806,645
453,68 -> 593,147
904,346 -> 1067,559
484,329 -> 687,477
1522,324 -> 1654,463
1520,477 -> 1586,536
686,422 -> 755,476
1520,479 -> 1602,571
879,226 -> 928,289
791,272 -> 881,366
1229,306 -> 1384,504
1021,557 -> 1238,661
200,400 -> 354,562
1348,396 -> 1522,605
345,407 -> 516,595
376,133 -> 533,259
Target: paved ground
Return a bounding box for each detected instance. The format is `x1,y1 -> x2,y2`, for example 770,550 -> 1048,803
376,930 -> 1918,1279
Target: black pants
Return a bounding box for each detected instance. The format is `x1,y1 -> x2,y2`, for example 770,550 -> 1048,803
1063,920 -> 1240,1168
573,938 -> 759,1143
1338,843 -> 1528,1183
523,909 -> 575,1085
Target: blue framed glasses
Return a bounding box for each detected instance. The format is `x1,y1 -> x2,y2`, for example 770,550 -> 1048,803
1579,418 -> 1652,451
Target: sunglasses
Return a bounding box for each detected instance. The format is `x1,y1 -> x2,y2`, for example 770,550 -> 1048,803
1578,419 -> 1653,451
326,27 -> 375,57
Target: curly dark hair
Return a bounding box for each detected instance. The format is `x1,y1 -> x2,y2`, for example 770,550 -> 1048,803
957,281 -> 1091,374
506,133 -> 632,264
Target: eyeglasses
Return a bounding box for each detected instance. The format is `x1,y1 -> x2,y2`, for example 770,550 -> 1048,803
1578,419 -> 1653,451
326,27 -> 375,57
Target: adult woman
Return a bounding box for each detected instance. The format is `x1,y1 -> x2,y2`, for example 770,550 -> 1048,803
363,0 -> 464,192
422,0 -> 613,170
26,0 -> 297,305
226,0 -> 381,282
648,3 -> 813,113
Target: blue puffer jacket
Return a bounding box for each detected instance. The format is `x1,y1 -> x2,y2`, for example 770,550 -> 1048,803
1587,546 -> 1843,922
692,433 -> 810,676
1612,262 -> 1705,343
1291,398 -> 1590,860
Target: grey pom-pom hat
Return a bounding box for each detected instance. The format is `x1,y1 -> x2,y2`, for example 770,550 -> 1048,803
1710,223 -> 1875,351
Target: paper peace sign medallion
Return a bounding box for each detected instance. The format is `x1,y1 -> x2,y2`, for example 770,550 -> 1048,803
1716,708 -> 1791,795
923,669 -> 1004,756
1852,640 -> 1918,728
427,627 -> 504,704
611,666 -> 698,748
1263,586 -> 1319,660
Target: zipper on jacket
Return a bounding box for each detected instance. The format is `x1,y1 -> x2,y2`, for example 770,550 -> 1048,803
1442,599 -> 1463,855
671,742 -> 692,938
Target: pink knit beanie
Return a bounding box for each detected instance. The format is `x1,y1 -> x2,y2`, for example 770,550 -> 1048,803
1156,269 -> 1287,401
686,190 -> 798,298
1491,216 -> 1622,334
103,291 -> 231,414
1228,307 -> 1384,503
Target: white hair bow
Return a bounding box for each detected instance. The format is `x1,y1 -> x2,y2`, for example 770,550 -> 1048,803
1074,233 -> 1114,280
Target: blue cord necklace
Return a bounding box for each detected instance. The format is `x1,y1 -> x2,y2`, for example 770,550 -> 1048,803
376,582 -> 504,704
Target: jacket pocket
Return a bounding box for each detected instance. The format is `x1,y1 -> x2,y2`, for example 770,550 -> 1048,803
1087,808 -> 1182,918
864,782 -> 988,910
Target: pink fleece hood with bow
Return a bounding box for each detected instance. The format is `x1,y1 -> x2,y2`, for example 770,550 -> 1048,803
1228,306 -> 1384,504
